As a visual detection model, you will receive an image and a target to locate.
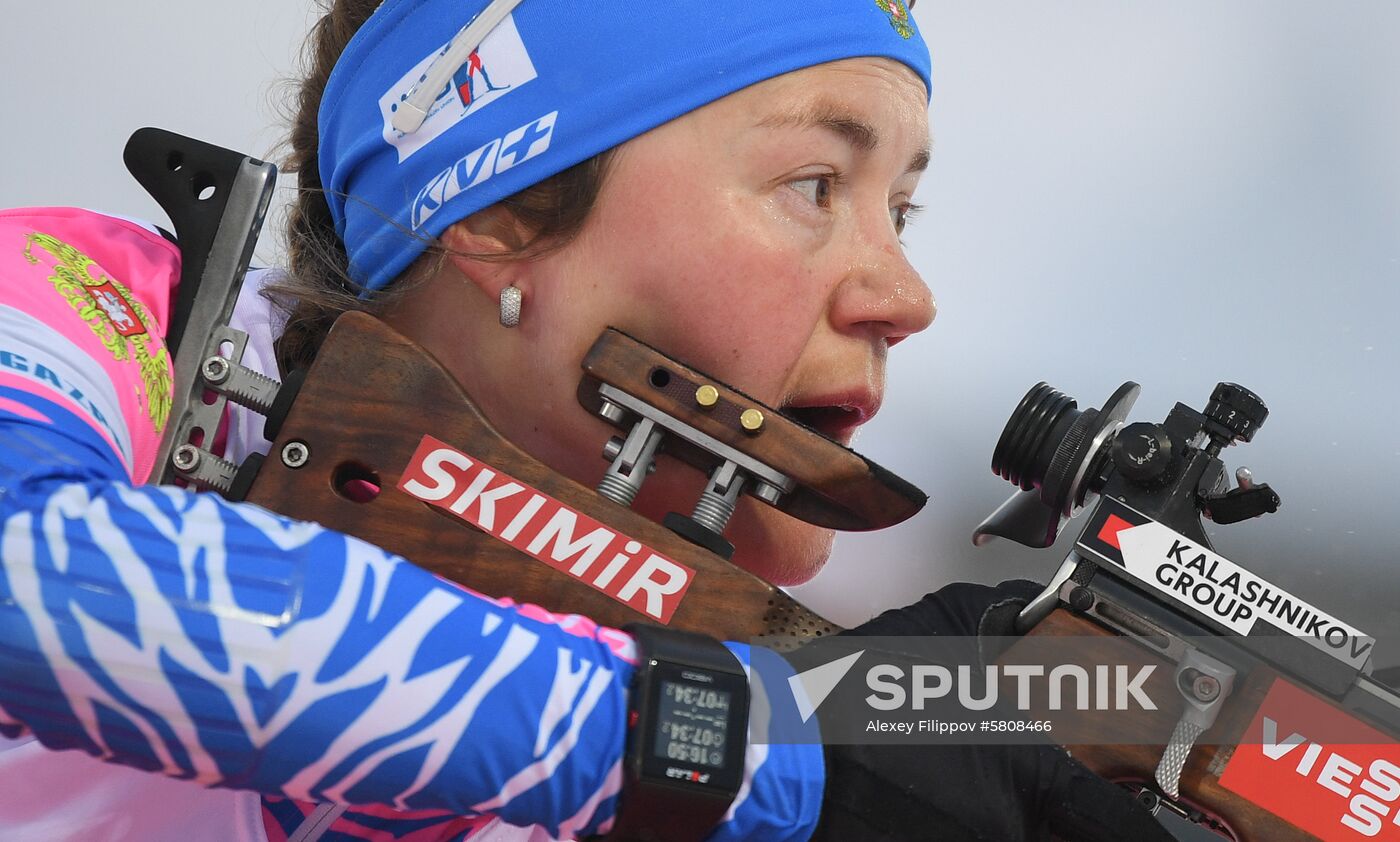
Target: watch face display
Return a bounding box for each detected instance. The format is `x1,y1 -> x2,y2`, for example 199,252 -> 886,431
653,680 -> 732,768
638,662 -> 747,793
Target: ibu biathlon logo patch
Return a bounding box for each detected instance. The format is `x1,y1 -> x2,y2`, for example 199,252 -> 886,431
380,13 -> 538,162
874,0 -> 914,39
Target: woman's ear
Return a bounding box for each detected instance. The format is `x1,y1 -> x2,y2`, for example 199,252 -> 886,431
437,207 -> 530,299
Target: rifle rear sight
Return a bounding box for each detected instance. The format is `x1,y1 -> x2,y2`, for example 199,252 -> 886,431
975,381 -> 1282,551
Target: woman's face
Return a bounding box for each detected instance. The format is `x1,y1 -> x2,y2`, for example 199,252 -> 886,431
397,57 -> 934,585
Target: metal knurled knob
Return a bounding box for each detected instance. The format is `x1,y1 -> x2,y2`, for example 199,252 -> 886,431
1111,422 -> 1174,485
1205,382 -> 1268,442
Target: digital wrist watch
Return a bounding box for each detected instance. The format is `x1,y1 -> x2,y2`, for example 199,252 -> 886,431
598,623 -> 750,842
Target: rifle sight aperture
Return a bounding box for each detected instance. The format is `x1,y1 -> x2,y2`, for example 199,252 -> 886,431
976,381 -> 1279,549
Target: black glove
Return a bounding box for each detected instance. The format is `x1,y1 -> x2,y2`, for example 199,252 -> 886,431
805,580 -> 1175,842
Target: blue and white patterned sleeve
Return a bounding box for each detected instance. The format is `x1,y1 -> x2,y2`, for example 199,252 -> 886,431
0,208 -> 824,841
0,399 -> 823,841
0,392 -> 823,834
0,390 -> 634,837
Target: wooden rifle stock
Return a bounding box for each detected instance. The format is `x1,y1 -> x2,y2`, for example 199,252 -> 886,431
245,312 -> 858,647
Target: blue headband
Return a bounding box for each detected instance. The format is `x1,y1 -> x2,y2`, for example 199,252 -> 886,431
320,0 -> 931,293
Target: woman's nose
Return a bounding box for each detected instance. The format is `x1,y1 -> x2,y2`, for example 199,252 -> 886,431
828,230 -> 936,346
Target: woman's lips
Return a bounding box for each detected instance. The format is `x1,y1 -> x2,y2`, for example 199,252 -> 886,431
780,391 -> 881,444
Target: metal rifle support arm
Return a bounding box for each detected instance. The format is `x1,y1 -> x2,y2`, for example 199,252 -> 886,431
124,128 -> 278,490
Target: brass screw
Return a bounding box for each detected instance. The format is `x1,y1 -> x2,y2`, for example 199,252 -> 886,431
740,409 -> 764,433
695,384 -> 719,408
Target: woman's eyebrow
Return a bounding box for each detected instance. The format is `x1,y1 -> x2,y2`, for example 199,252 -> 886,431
757,102 -> 930,173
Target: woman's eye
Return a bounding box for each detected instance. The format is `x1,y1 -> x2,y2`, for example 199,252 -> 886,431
891,202 -> 923,236
790,175 -> 834,208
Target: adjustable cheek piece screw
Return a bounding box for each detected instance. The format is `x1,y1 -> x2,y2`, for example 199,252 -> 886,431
592,383 -> 792,560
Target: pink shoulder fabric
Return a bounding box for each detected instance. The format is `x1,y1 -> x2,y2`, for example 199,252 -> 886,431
0,207 -> 181,482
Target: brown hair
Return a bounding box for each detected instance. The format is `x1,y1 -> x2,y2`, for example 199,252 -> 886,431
269,0 -> 614,375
